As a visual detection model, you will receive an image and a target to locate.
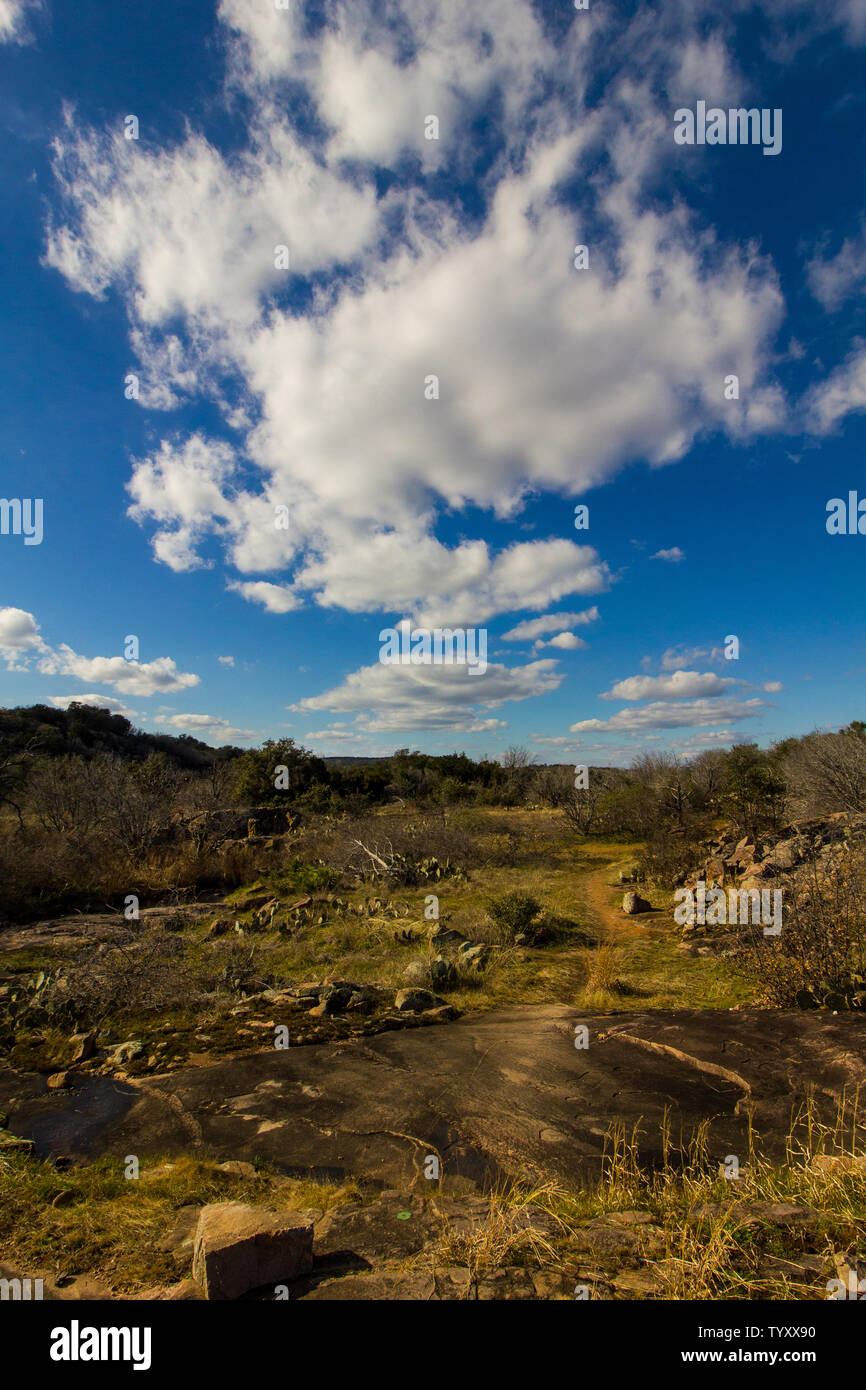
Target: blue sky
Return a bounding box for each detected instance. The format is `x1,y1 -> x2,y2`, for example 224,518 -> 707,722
1,0 -> 865,763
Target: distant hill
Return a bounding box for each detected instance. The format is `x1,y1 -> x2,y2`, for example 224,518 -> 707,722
322,755 -> 389,767
0,704 -> 242,769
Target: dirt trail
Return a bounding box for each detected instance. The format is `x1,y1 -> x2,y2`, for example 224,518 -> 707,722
580,853 -> 662,942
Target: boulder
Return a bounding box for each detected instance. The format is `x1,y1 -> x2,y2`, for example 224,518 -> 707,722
403,960 -> 432,987
622,891 -> 651,915
394,988 -> 446,1013
192,1202 -> 314,1299
47,1071 -> 71,1090
764,837 -> 808,871
69,1032 -> 97,1064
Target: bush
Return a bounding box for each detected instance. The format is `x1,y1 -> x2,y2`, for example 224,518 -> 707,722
633,827 -> 704,888
735,851 -> 866,1009
486,891 -> 541,941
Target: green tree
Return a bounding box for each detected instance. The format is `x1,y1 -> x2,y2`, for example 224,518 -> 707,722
232,738 -> 328,805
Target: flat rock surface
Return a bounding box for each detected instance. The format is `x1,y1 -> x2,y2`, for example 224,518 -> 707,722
3,1007 -> 866,1190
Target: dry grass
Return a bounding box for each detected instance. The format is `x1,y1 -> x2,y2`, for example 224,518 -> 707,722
0,1152 -> 359,1294
458,1089 -> 866,1299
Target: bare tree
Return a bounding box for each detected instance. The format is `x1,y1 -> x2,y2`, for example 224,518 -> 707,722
0,733 -> 38,831
502,746 -> 535,770
784,731 -> 866,818
28,754 -> 111,848
534,764 -> 608,834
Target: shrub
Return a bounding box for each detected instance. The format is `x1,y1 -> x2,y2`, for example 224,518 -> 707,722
486,891 -> 541,941
735,851 -> 866,1009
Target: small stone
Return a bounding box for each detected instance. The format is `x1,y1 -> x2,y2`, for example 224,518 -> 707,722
622,891 -> 652,915
47,1071 -> 71,1090
215,1161 -> 258,1180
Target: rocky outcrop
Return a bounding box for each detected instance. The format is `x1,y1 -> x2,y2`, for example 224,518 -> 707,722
10,1007 -> 866,1193
677,811 -> 866,958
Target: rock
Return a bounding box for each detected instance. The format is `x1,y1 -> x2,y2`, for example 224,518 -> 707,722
689,1201 -> 819,1230
69,1032 -> 97,1064
346,985 -> 381,1014
314,1197 -> 438,1263
402,960 -> 431,987
622,892 -> 651,915
705,858 -> 727,886
476,1267 -> 537,1301
192,1202 -> 314,1300
110,1040 -> 145,1065
300,1268 -> 438,1300
530,1269 -> 575,1299
157,1279 -> 207,1301
759,1253 -> 829,1284
206,918 -> 232,939
810,1154 -> 866,1175
309,984 -> 354,1016
430,957 -> 457,991
394,988 -> 446,1013
157,1206 -> 201,1264
727,839 -> 755,866
569,1218 -> 666,1259
431,927 -> 466,947
458,942 -> 488,969
47,1071 -> 71,1090
215,1161 -> 258,1180
611,1267 -> 663,1296
742,861 -> 771,880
